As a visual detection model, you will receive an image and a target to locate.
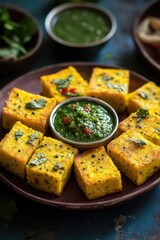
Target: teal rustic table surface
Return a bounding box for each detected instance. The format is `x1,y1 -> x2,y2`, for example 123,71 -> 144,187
0,0 -> 160,240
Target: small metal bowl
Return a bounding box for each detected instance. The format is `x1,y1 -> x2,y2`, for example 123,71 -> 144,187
45,3 -> 117,53
49,97 -> 119,150
0,4 -> 43,75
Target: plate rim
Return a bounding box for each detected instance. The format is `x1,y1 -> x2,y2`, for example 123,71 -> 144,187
1,168 -> 160,210
0,61 -> 159,210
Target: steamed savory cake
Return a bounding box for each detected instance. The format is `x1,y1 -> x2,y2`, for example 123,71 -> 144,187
26,136 -> 78,195
41,66 -> 90,103
127,81 -> 160,113
0,121 -> 43,179
2,87 -> 57,133
74,146 -> 122,200
107,129 -> 160,185
89,67 -> 130,113
116,108 -> 160,146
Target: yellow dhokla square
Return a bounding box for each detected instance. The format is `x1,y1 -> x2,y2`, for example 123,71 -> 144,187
0,121 -> 43,179
127,81 -> 160,113
2,87 -> 57,133
26,137 -> 78,196
107,129 -> 160,185
117,108 -> 160,146
74,146 -> 122,200
89,67 -> 130,113
41,66 -> 90,103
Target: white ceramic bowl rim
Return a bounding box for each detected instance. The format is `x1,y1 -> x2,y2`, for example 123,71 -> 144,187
49,96 -> 119,147
45,2 -> 117,48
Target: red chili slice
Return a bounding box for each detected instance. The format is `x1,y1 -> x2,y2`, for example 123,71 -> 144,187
61,88 -> 68,94
83,127 -> 92,135
63,116 -> 71,124
69,88 -> 77,94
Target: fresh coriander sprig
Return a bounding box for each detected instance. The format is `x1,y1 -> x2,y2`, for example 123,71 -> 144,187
25,99 -> 47,109
0,8 -> 37,61
129,138 -> 147,146
133,108 -> 150,122
26,132 -> 40,145
53,75 -> 73,91
28,153 -> 48,167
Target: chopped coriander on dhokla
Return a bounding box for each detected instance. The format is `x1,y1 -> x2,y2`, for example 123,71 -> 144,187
0,121 -> 43,179
2,87 -> 57,133
41,66 -> 90,103
26,136 -> 78,196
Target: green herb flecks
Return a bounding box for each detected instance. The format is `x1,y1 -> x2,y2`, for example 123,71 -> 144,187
52,162 -> 65,171
14,130 -> 24,140
0,8 -> 37,61
52,75 -> 73,91
101,74 -> 114,82
155,127 -> 160,134
28,153 -> 48,167
138,92 -> 149,99
106,82 -> 126,92
129,138 -> 147,146
133,108 -> 150,122
25,98 -> 47,109
0,194 -> 17,226
54,100 -> 114,142
116,72 -> 122,76
26,132 -> 40,145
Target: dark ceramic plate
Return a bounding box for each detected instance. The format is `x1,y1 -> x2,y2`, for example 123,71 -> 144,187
133,0 -> 160,71
0,62 -> 160,210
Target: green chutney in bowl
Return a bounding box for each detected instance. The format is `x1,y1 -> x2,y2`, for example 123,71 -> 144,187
49,97 -> 118,150
45,3 -> 117,49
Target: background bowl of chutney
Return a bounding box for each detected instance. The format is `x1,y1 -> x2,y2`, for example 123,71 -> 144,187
45,2 -> 117,55
49,96 -> 119,150
0,4 -> 43,75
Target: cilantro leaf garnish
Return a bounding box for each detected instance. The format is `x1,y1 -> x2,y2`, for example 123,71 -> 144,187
52,162 -> 65,171
138,92 -> 149,99
26,132 -> 39,145
25,98 -> 47,109
133,108 -> 150,122
155,127 -> 160,134
52,75 -> 73,91
101,74 -> 114,82
129,138 -> 147,146
106,82 -> 126,92
14,130 -> 24,140
28,153 -> 48,167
